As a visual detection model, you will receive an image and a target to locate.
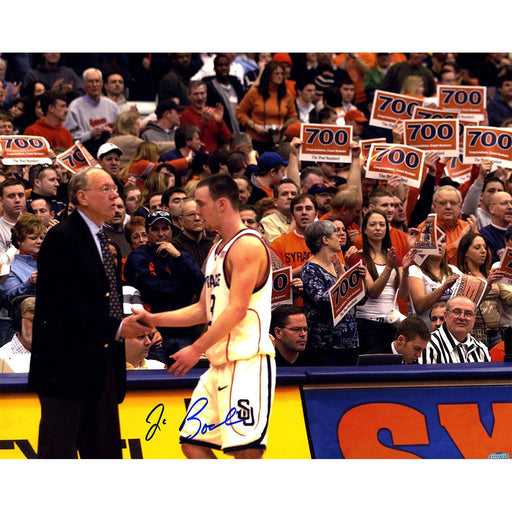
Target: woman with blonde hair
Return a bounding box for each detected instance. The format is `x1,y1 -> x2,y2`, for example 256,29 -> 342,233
132,170 -> 170,218
108,111 -> 174,168
400,75 -> 425,98
118,141 -> 188,189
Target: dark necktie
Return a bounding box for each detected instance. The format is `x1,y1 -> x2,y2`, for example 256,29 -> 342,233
457,342 -> 469,362
97,229 -> 123,320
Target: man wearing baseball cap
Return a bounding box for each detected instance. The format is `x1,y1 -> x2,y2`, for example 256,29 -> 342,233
307,182 -> 337,217
140,98 -> 181,145
97,143 -> 123,178
344,109 -> 368,140
247,151 -> 288,205
123,210 -> 204,365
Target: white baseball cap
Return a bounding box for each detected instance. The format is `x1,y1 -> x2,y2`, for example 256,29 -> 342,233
97,142 -> 123,159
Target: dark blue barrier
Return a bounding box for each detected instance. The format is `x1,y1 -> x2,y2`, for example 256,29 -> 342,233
1,363 -> 510,393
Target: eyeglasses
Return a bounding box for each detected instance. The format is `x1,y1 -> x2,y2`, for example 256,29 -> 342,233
283,326 -> 309,333
85,185 -> 118,194
181,212 -> 201,218
446,308 -> 475,318
22,316 -> 34,322
435,200 -> 460,207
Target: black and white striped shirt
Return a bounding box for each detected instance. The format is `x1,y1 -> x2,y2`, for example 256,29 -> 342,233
419,323 -> 491,364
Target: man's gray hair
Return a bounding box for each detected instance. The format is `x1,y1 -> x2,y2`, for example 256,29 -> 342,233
82,67 -> 103,81
433,185 -> 462,204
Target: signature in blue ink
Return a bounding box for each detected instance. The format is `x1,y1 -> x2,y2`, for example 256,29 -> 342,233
145,403 -> 167,441
179,397 -> 245,440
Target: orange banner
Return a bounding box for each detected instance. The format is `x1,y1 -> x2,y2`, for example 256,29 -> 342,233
56,141 -> 99,174
463,126 -> 512,166
403,118 -> 459,156
437,85 -> 486,120
366,143 -> 425,188
299,123 -> 352,163
272,266 -> 293,306
0,135 -> 52,165
329,261 -> 365,325
370,90 -> 424,129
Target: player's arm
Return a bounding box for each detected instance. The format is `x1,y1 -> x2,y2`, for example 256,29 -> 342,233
168,236 -> 268,376
139,284 -> 208,329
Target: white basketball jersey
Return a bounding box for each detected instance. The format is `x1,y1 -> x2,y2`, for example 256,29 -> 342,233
204,228 -> 275,366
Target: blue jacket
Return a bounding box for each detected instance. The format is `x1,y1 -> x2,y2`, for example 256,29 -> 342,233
123,244 -> 204,337
0,253 -> 37,310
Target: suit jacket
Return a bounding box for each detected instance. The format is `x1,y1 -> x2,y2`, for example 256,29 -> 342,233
28,209 -> 126,402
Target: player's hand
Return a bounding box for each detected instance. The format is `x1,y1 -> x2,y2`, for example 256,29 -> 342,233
120,310 -> 154,338
131,307 -> 157,329
167,344 -> 202,377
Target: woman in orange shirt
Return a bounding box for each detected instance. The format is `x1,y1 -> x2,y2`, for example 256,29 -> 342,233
235,60 -> 297,154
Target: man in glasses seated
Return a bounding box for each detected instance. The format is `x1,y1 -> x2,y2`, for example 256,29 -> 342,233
420,296 -> 491,363
270,304 -> 321,366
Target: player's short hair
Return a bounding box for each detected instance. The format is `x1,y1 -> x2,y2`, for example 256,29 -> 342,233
197,173 -> 240,209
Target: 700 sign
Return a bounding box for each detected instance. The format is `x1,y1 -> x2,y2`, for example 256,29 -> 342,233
303,126 -> 350,146
0,135 -> 52,164
371,145 -> 421,169
463,126 -> 512,165
299,123 -> 352,163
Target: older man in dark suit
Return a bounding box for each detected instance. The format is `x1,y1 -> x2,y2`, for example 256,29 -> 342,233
28,166 -> 151,459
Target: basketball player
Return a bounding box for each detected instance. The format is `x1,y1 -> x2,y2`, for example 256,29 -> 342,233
138,174 -> 275,459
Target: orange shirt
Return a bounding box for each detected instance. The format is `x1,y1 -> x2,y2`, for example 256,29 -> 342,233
270,230 -> 312,306
490,341 -> 505,362
256,179 -> 274,198
270,230 -> 311,271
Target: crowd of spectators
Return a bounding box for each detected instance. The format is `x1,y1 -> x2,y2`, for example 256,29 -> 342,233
1,51 -> 512,372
